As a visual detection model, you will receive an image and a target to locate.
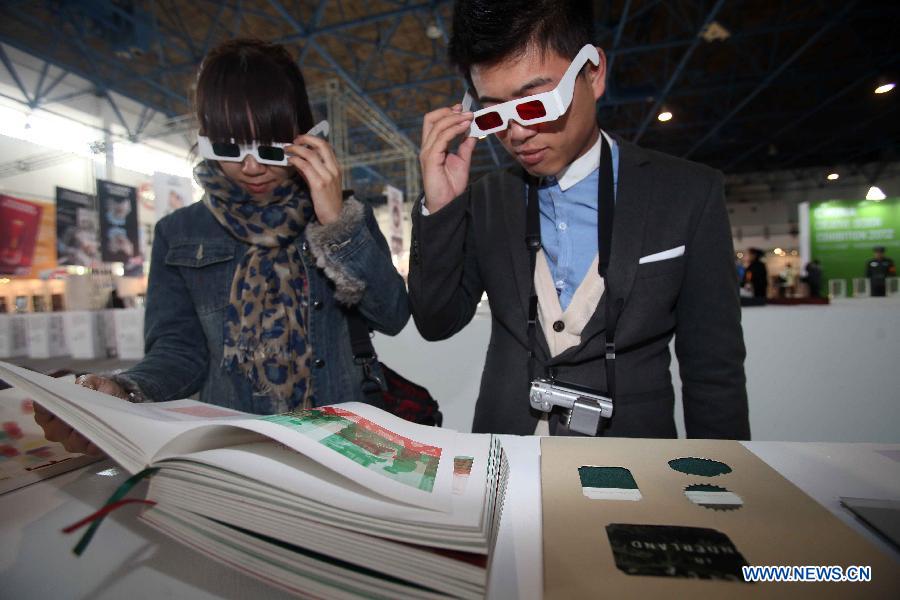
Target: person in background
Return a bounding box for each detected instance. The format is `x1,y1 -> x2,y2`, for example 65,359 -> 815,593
409,0 -> 748,439
743,248 -> 768,299
778,262 -> 796,299
106,289 -> 126,309
866,246 -> 896,297
35,38 -> 409,455
803,259 -> 823,298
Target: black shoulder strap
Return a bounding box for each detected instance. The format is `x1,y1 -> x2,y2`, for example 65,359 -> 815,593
598,133 -> 614,278
347,309 -> 375,360
526,176 -> 542,384
346,309 -> 385,394
598,134 -> 617,401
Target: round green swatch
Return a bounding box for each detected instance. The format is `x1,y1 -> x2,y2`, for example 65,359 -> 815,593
668,457 -> 732,477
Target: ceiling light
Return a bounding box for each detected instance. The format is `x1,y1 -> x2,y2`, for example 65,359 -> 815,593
700,21 -> 731,43
657,110 -> 673,122
0,104 -> 96,158
866,186 -> 886,201
773,247 -> 783,256
874,82 -> 895,95
826,173 -> 839,181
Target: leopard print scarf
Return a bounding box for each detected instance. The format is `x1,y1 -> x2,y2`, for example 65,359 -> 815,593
195,161 -> 314,411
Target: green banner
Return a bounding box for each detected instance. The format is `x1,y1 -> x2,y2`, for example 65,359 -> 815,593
809,198 -> 899,294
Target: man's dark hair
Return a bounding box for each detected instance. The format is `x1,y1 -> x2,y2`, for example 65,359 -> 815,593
195,38 -> 314,144
448,0 -> 594,76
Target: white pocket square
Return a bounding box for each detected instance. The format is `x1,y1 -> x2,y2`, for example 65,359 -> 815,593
639,245 -> 685,264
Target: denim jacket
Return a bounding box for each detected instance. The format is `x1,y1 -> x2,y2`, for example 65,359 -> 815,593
115,197 -> 409,414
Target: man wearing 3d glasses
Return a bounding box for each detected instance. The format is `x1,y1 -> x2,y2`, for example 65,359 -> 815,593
409,0 -> 749,439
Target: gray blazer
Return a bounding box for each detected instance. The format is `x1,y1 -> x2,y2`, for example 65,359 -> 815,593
409,136 -> 749,439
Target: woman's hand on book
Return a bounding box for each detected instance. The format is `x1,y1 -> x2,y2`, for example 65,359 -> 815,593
33,403 -> 104,456
75,374 -> 128,399
32,374 -> 126,456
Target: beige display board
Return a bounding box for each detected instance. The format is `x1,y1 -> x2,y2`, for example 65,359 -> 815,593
541,438 -> 899,598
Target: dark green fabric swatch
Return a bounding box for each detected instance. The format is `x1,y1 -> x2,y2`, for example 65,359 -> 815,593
668,457 -> 732,477
578,466 -> 638,489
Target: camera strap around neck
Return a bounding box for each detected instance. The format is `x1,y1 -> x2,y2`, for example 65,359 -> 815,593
525,132 -> 619,403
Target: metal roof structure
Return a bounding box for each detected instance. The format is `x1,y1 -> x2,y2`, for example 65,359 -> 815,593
0,0 -> 898,194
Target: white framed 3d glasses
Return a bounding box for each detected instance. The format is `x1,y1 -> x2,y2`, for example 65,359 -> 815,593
197,120 -> 330,166
463,44 -> 600,137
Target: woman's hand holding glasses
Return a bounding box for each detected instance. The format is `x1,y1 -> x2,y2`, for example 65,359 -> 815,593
286,135 -> 344,225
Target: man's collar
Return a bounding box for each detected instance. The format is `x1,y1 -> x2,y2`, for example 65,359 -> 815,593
554,130 -> 610,191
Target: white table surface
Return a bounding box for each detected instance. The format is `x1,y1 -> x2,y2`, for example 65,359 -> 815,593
1,440 -> 898,599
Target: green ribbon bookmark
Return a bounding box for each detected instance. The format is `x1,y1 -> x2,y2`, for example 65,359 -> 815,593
64,467 -> 159,556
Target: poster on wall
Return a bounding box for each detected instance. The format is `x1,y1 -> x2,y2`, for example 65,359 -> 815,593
152,172 -> 194,222
97,180 -> 142,275
384,184 -> 404,257
55,187 -> 100,267
808,198 -> 898,287
0,195 -> 44,275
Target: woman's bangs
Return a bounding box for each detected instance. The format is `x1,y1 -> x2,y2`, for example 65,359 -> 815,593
199,61 -> 299,144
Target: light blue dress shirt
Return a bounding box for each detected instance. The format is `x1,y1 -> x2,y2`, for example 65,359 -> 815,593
538,132 -> 619,311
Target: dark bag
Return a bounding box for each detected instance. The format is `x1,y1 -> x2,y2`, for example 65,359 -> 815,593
346,310 -> 442,427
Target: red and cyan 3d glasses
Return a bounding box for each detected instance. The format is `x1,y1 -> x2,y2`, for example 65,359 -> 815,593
463,44 -> 600,138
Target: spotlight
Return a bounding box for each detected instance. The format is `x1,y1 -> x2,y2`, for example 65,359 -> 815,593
874,82 -> 895,95
826,173 -> 839,181
657,110 -> 673,122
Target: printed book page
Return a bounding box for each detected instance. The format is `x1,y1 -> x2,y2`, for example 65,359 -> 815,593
153,404 -> 460,511
0,362 -> 477,512
153,433 -> 492,528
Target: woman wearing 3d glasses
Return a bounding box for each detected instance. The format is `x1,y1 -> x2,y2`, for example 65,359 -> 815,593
35,38 -> 409,455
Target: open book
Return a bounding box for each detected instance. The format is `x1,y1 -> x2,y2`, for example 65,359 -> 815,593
0,361 -> 509,599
